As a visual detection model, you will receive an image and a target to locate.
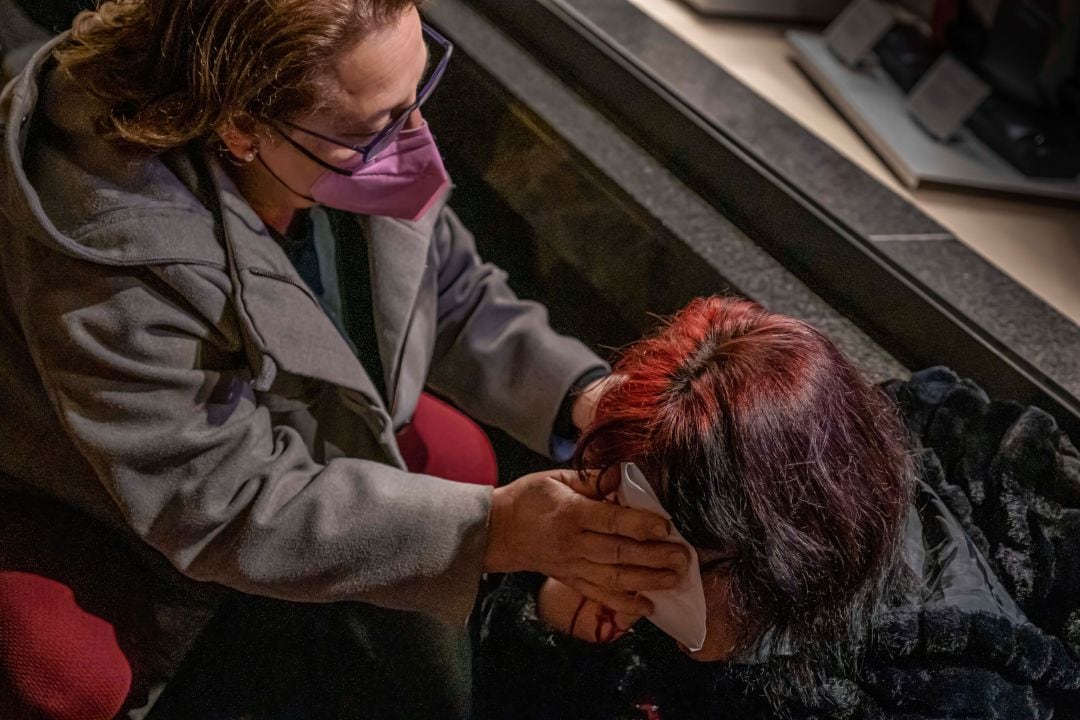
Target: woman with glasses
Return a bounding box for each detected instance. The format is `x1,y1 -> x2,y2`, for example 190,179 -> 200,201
0,1 -> 692,717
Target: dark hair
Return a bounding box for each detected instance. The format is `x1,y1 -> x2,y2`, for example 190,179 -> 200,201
576,296 -> 914,694
53,0 -> 421,152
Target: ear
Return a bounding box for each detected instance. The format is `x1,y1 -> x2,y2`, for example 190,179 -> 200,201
216,115 -> 260,161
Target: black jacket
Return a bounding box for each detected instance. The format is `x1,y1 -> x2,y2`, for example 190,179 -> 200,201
473,367 -> 1080,719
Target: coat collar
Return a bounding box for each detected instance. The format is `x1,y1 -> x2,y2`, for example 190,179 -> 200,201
205,152 -> 444,415
364,211 -> 440,414
3,39 -> 438,421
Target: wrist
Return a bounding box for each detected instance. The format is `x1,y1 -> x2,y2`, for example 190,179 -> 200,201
483,485 -> 516,573
552,367 -> 610,443
571,379 -> 601,431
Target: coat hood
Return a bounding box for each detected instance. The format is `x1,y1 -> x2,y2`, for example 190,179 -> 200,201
1,33 -> 225,269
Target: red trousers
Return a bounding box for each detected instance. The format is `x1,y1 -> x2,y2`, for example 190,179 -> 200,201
0,393 -> 496,719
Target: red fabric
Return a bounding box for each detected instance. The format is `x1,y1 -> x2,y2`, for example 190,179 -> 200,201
0,392 -> 494,718
396,393 -> 498,487
0,572 -> 131,720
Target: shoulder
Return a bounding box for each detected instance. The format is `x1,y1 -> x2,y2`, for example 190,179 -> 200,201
17,62 -> 227,268
4,228 -> 239,355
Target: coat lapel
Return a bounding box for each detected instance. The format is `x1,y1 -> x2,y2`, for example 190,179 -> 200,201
363,200 -> 444,414
205,154 -> 386,411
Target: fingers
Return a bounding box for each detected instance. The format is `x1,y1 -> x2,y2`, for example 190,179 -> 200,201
575,560 -> 681,593
561,577 -> 654,618
577,498 -> 671,542
552,468 -> 606,499
578,532 -> 690,572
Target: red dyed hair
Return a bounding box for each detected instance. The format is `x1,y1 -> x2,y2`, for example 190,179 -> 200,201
576,296 -> 913,673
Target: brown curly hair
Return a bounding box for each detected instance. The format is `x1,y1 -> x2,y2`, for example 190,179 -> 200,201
54,0 -> 421,152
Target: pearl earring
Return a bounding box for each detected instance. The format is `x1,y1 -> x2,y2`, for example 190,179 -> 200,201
244,150 -> 256,162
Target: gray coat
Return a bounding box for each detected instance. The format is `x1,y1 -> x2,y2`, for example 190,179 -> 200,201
0,37 -> 604,630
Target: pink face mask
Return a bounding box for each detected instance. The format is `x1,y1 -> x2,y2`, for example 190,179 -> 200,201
260,123 -> 451,222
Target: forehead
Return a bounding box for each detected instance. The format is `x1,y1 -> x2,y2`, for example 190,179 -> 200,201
317,9 -> 427,128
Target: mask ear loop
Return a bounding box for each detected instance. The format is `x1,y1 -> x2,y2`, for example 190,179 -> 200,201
256,123 -> 359,204
255,153 -> 319,204
274,124 -> 356,176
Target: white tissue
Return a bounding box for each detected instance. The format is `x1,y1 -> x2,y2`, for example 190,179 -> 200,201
616,462 -> 708,652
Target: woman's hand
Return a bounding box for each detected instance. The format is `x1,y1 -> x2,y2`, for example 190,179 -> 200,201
538,577 -> 642,643
484,469 -> 689,617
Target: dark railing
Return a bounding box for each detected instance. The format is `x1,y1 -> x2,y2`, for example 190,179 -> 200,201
441,0 -> 1080,441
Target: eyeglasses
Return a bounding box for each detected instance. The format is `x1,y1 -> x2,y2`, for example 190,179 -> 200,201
279,21 -> 453,172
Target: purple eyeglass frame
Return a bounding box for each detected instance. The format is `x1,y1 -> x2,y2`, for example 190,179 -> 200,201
279,21 -> 453,173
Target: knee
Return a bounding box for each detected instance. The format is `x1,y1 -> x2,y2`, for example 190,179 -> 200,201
0,571 -> 132,720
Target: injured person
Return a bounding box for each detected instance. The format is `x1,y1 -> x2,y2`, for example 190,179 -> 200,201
473,296 -> 1080,720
